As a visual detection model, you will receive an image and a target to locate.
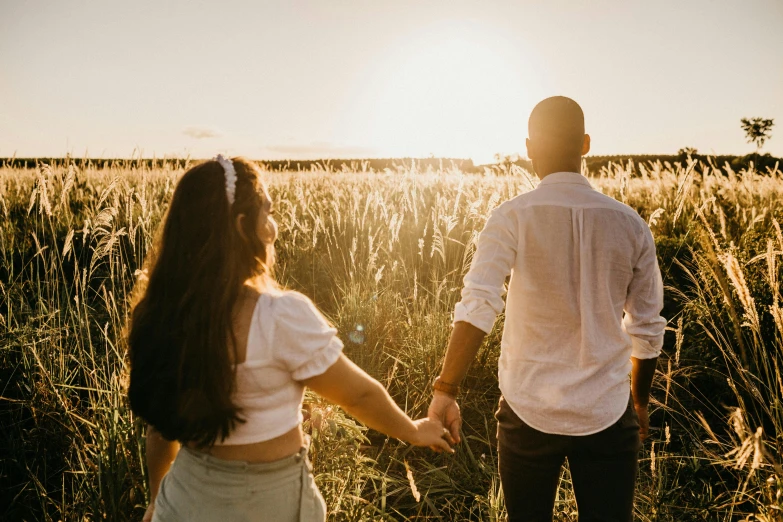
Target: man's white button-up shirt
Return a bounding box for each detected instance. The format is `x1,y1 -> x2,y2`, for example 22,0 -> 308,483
454,171 -> 666,435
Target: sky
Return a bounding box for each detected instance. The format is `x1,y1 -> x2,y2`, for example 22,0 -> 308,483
1,0 -> 782,164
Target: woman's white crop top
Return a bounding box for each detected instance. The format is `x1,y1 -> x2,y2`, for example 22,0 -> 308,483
215,290 -> 344,446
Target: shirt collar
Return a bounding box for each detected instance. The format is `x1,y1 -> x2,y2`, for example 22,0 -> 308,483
537,171 -> 592,188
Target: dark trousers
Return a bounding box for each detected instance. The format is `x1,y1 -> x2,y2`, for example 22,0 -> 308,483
496,396 -> 641,522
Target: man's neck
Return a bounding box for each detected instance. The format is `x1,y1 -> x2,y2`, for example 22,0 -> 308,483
533,159 -> 582,180
536,167 -> 582,180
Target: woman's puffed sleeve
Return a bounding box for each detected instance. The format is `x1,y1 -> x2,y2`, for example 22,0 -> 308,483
272,291 -> 344,381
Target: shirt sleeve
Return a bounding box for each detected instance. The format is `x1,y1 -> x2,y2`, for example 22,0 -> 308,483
623,226 -> 666,359
272,291 -> 344,381
453,206 -> 518,334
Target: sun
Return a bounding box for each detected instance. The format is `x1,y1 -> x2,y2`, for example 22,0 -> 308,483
363,21 -> 534,164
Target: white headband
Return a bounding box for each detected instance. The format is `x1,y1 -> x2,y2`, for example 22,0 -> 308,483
214,154 -> 237,205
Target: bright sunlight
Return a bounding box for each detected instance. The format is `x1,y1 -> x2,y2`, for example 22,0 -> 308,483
362,21 -> 534,163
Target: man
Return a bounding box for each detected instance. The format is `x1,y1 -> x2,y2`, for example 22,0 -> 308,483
428,96 -> 665,521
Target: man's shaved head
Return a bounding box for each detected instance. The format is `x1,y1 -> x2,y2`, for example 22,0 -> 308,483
528,96 -> 585,155
526,96 -> 589,177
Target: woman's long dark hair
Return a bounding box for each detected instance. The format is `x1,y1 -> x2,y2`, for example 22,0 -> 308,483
127,157 -> 269,446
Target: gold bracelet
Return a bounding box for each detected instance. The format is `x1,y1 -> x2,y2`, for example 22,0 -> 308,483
433,376 -> 460,397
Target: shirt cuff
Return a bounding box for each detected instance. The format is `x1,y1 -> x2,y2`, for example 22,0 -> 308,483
292,337 -> 344,381
453,301 -> 497,334
630,336 -> 661,359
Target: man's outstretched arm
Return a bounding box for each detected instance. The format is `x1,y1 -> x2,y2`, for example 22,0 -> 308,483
428,321 -> 487,444
430,206 -> 517,446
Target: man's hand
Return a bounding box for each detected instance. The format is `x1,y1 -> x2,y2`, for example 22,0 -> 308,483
635,403 -> 649,441
428,321 -> 486,451
428,391 -> 462,447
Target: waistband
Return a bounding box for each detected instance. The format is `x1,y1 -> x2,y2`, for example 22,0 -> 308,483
180,441 -> 309,475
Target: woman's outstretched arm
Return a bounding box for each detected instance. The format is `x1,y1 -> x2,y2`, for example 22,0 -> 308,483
303,355 -> 454,452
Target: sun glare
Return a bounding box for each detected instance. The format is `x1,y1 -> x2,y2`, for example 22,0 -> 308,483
365,23 -> 534,164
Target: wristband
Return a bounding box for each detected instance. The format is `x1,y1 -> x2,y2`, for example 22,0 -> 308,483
433,376 -> 460,397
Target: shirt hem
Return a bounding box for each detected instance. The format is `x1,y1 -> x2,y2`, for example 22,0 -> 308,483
500,387 -> 632,437
213,416 -> 303,446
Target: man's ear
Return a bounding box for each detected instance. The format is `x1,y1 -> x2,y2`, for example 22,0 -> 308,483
526,138 -> 534,160
234,213 -> 248,241
581,134 -> 591,156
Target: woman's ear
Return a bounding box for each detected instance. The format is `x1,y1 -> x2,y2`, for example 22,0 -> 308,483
234,214 -> 248,241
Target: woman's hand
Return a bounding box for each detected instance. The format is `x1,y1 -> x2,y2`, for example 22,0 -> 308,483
142,502 -> 154,522
409,418 -> 454,453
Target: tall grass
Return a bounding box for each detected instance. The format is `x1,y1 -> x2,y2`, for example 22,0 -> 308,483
0,158 -> 781,520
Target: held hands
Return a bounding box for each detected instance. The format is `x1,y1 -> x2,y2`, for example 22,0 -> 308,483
427,391 -> 462,451
409,418 -> 455,453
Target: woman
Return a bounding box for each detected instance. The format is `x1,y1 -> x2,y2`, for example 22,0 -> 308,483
127,156 -> 452,521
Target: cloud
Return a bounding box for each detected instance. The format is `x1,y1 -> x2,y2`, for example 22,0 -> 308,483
261,141 -> 378,159
182,126 -> 222,139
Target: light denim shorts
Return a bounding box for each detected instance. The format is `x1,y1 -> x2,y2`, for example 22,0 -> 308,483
152,444 -> 326,522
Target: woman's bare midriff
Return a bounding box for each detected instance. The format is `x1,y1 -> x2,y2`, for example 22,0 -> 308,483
187,425 -> 304,463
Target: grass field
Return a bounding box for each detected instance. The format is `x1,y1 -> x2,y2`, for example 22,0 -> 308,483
1,158 -> 782,521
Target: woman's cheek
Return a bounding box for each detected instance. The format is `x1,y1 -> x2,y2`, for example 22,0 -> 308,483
259,217 -> 278,244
